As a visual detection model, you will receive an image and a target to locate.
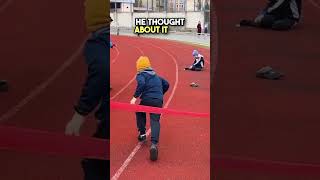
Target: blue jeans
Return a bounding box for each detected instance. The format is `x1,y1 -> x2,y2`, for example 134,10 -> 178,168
80,26 -> 110,180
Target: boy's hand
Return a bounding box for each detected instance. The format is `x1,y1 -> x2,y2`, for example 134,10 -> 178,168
130,97 -> 137,104
65,112 -> 85,136
254,14 -> 264,24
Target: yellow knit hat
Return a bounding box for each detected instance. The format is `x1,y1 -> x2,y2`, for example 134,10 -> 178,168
136,56 -> 151,72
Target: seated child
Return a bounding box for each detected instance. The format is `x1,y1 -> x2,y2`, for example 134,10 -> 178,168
185,50 -> 205,71
240,0 -> 302,31
130,56 -> 170,161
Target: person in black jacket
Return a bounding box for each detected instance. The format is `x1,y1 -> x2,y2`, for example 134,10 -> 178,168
130,56 -> 170,161
240,0 -> 302,30
197,21 -> 202,35
65,26 -> 109,180
65,1 -> 111,179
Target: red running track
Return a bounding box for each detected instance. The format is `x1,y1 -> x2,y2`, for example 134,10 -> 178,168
110,35 -> 210,179
213,0 -> 320,179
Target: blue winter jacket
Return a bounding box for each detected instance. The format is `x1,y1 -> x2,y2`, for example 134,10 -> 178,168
133,68 -> 169,101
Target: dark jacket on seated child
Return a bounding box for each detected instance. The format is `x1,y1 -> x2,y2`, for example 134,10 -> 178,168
261,0 -> 301,22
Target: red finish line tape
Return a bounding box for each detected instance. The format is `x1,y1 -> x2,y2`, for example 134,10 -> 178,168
213,155 -> 320,176
0,126 -> 109,160
0,101 -> 207,160
110,101 -> 210,118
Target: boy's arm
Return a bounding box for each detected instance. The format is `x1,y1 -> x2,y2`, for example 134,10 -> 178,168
193,57 -> 202,66
66,57 -> 106,135
133,74 -> 146,98
255,0 -> 289,23
193,58 -> 197,65
254,1 -> 271,23
74,58 -> 105,117
130,74 -> 145,104
266,0 -> 290,14
160,77 -> 170,94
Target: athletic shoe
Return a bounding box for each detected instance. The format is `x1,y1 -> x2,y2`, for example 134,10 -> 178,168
190,82 -> 199,87
256,66 -> 284,80
150,143 -> 158,161
138,133 -> 146,142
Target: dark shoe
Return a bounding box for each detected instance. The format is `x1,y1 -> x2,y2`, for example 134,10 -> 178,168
138,132 -> 146,142
256,66 -> 284,80
0,80 -> 8,92
150,143 -> 158,161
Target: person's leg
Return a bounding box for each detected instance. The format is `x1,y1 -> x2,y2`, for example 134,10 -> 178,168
150,113 -> 161,144
186,66 -> 197,71
148,99 -> 163,161
188,66 -> 202,71
136,100 -> 147,135
260,15 -> 276,28
136,111 -> 147,134
82,120 -> 109,180
136,100 -> 147,141
194,67 -> 202,71
149,100 -> 163,145
271,18 -> 296,30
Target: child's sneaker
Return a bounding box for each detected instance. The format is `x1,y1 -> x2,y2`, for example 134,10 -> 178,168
150,143 -> 158,161
137,132 -> 146,142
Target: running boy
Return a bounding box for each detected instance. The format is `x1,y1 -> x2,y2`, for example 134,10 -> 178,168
65,0 -> 112,179
130,56 -> 170,161
239,0 -> 302,30
185,50 -> 205,71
